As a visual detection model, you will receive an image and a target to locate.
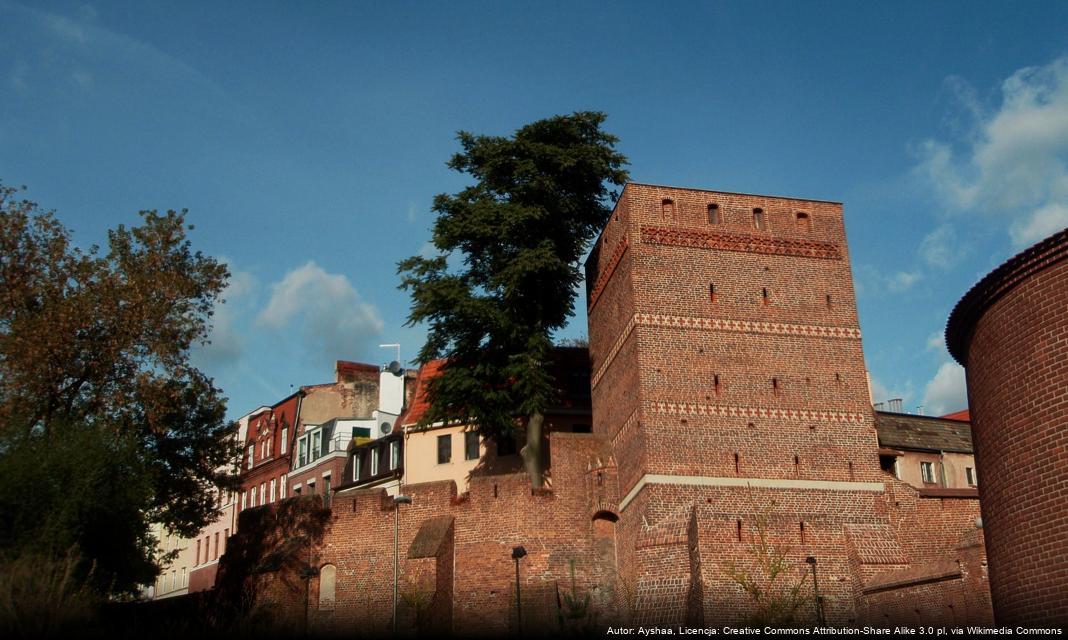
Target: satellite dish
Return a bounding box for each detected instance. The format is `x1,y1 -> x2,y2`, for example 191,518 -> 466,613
387,360 -> 403,376
380,422 -> 392,435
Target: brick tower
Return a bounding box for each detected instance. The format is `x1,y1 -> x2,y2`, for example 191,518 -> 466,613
586,183 -> 888,625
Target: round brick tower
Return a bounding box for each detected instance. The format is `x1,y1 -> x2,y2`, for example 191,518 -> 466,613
946,228 -> 1068,625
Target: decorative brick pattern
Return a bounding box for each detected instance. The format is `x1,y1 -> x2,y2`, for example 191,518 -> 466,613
641,224 -> 843,260
587,234 -> 630,311
646,400 -> 868,424
592,312 -> 861,389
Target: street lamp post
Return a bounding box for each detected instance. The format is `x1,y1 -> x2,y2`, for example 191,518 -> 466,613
512,546 -> 527,635
393,494 -> 412,634
805,556 -> 825,626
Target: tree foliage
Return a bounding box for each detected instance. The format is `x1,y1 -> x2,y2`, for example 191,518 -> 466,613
722,491 -> 814,626
398,112 -> 628,487
0,182 -> 238,594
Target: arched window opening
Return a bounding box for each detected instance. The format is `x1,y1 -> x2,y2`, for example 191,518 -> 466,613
318,564 -> 336,610
661,198 -> 675,220
708,203 -> 721,224
753,208 -> 766,230
796,212 -> 811,232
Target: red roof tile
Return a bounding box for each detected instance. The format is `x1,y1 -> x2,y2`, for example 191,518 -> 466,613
941,409 -> 970,422
400,359 -> 447,427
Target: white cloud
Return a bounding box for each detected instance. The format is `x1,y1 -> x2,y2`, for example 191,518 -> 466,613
925,331 -> 945,353
258,261 -> 383,359
869,374 -> 915,409
922,361 -> 968,417
193,262 -> 257,370
918,56 -> 1068,247
919,224 -> 968,269
856,266 -> 922,296
1010,201 -> 1068,247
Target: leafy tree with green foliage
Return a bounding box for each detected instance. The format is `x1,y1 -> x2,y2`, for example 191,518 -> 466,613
398,112 -> 628,489
0,182 -> 238,597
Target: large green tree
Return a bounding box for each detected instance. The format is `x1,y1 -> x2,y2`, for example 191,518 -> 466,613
0,182 -> 238,595
398,112 -> 629,489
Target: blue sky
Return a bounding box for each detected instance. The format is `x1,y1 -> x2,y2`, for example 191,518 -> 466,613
3,1 -> 1068,419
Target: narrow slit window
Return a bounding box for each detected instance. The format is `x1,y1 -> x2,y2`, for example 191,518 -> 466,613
799,521 -> 806,544
796,212 -> 811,232
794,455 -> 800,476
733,453 -> 740,475
708,203 -> 720,224
661,198 -> 675,220
762,288 -> 770,305
736,519 -> 743,542
772,377 -> 780,394
714,374 -> 721,395
753,208 -> 766,230
826,294 -> 833,308
709,283 -> 716,303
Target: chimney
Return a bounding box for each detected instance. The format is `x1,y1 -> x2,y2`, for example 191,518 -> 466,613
888,398 -> 903,413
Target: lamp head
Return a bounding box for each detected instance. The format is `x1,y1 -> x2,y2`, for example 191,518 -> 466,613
805,556 -> 817,565
393,495 -> 412,505
511,546 -> 527,560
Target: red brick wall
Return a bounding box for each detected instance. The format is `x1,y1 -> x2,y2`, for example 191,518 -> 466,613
955,235 -> 1068,625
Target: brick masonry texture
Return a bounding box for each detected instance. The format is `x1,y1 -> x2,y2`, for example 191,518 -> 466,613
216,184 -> 993,632
947,228 -> 1068,625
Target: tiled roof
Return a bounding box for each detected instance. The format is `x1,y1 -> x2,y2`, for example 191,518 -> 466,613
874,411 -> 973,454
399,359 -> 447,427
940,409 -> 970,422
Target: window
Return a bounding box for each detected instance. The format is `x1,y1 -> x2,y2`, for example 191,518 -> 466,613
280,475 -> 287,499
269,478 -> 276,503
307,479 -> 316,494
390,440 -> 401,470
714,374 -> 721,395
214,532 -> 219,559
753,208 -> 766,230
354,452 -> 362,481
247,445 -> 254,469
437,434 -> 452,464
465,431 -> 480,461
323,474 -> 331,506
223,529 -> 229,554
261,439 -> 267,460
796,212 -> 811,232
311,432 -> 322,460
319,564 -> 336,610
281,428 -> 288,455
762,288 -> 770,305
298,437 -> 307,467
708,203 -> 720,224
251,486 -> 257,505
920,461 -> 936,484
181,568 -> 187,588
241,491 -> 246,511
966,467 -> 977,486
709,282 -> 716,303
196,539 -> 201,565
371,448 -> 380,475
661,198 -> 675,220
260,482 -> 266,505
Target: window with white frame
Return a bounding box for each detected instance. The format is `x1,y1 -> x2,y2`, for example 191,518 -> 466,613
966,467 -> 977,486
260,482 -> 266,505
390,440 -> 400,470
354,452 -> 362,481
241,492 -> 246,511
920,461 -> 936,484
311,431 -> 322,459
280,475 -> 287,498
298,437 -> 307,467
371,448 -> 379,475
269,478 -> 276,503
251,486 -> 257,504
281,428 -> 288,455
248,445 -> 254,469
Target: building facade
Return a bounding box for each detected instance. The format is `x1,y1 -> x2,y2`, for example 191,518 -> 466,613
947,227 -> 1068,626
214,183 -> 993,633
